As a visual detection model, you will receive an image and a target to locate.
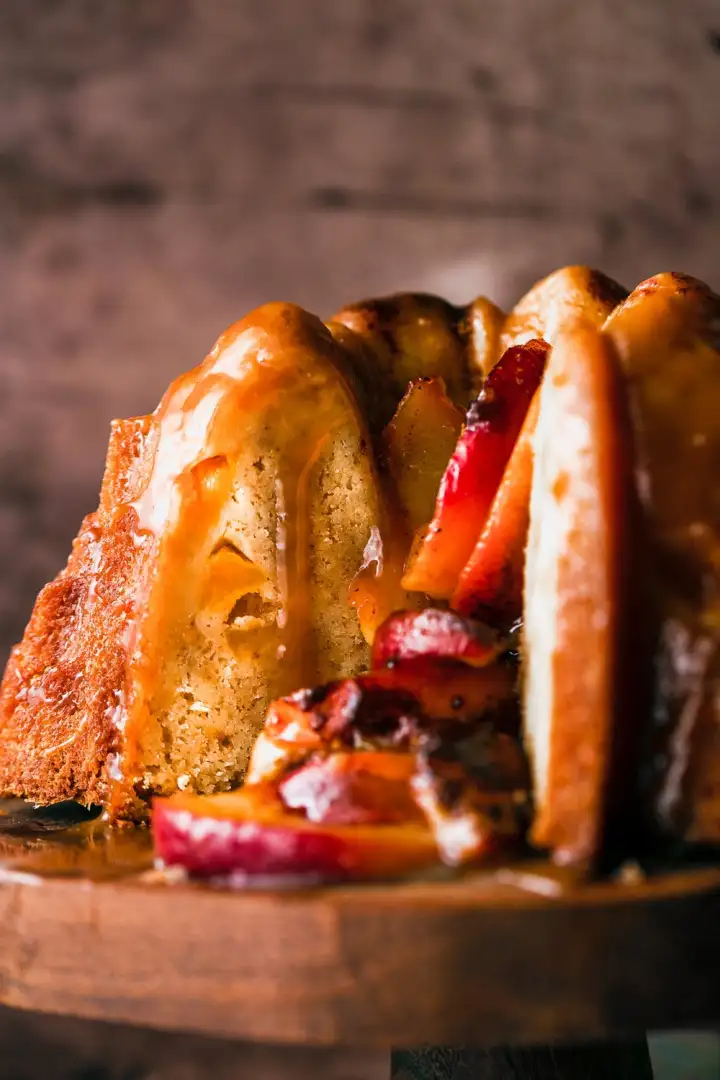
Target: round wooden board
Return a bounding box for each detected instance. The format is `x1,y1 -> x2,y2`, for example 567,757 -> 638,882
0,855 -> 718,1048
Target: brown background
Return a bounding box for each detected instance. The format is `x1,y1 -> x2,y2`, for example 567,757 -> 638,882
0,2 -> 719,1076
1,0 -> 720,663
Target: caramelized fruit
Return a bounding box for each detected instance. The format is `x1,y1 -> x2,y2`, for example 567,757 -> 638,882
452,390 -> 541,622
402,340 -> 548,599
371,608 -> 505,669
153,786 -> 439,881
278,751 -> 421,825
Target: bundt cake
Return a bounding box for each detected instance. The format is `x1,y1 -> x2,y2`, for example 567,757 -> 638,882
0,286 -> 524,818
4,265 -> 719,874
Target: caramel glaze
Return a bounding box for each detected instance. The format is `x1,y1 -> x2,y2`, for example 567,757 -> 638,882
0,799 -> 153,881
0,303 -> 397,818
119,304 -> 386,809
143,292 -> 511,791
0,291 -> 502,820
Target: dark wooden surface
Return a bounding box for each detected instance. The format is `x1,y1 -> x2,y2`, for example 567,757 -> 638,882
392,1042 -> 654,1079
0,861 -> 717,1048
0,1004 -> 658,1079
0,1005 -> 388,1079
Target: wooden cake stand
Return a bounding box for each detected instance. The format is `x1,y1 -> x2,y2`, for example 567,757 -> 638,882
0,801 -> 717,1078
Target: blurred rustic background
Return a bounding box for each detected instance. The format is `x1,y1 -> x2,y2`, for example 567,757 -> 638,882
1,0 -> 720,664
0,1 -> 719,1076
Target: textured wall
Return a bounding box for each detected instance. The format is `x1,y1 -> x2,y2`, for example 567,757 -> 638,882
1,0 -> 720,660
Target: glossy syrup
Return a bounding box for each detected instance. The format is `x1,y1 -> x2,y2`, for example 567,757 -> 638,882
0,798 -> 153,883
274,429 -> 332,695
0,796 -> 544,890
1,796 -> 718,896
100,303 -> 391,808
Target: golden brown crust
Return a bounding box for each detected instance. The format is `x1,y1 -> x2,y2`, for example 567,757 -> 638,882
502,266 -> 627,353
330,293 -> 476,424
525,271 -> 720,859
524,324 -> 633,864
0,417 -> 154,812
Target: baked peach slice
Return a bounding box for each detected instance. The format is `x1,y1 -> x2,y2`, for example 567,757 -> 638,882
522,322 -> 632,866
452,390 -> 540,623
361,661 -> 517,734
402,340 -> 548,599
411,761 -> 526,866
269,658 -> 516,745
277,751 -> 421,825
247,655 -> 518,787
153,784 -> 439,881
153,738 -> 529,880
350,377 -> 462,643
371,608 -> 505,669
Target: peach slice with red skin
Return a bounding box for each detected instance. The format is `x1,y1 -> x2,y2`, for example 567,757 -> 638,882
402,340 -> 549,599
154,738 -> 526,879
153,786 -> 439,881
294,660 -> 518,742
452,390 -> 540,623
278,751 -> 423,825
348,363 -> 462,646
371,608 -> 504,669
247,657 -> 518,785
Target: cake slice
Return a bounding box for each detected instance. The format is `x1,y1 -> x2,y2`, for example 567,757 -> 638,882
522,322 -> 633,865
0,304 -> 387,817
523,272 -> 720,863
603,273 -> 720,844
